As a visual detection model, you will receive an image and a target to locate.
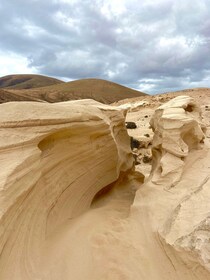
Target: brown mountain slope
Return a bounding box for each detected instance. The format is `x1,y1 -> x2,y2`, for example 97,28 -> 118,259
0,74 -> 63,89
0,88 -> 45,103
3,78 -> 146,104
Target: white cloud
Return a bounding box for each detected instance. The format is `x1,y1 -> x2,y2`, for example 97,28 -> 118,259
100,0 -> 127,19
55,11 -> 79,29
0,52 -> 36,76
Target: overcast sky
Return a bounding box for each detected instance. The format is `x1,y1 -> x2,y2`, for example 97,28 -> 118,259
0,0 -> 210,93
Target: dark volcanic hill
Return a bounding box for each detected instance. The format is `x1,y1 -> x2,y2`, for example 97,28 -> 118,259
0,74 -> 63,89
1,78 -> 146,104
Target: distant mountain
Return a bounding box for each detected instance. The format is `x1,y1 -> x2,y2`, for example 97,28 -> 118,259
0,88 -> 44,103
0,78 -> 146,104
0,74 -> 63,89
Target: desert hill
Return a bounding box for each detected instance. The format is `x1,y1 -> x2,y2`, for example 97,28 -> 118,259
0,74 -> 63,89
1,78 -> 146,104
0,88 -> 44,103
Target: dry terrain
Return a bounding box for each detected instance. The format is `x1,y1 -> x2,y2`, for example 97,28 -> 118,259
0,74 -> 63,89
0,76 -> 146,104
0,83 -> 210,279
115,87 -> 210,106
120,87 -> 210,172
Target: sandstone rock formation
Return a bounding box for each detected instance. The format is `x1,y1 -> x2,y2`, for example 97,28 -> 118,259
1,96 -> 210,280
130,96 -> 210,279
150,95 -> 206,187
0,100 -> 134,279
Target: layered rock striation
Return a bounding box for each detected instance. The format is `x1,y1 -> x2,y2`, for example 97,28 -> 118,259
0,100 -> 133,279
1,96 -> 210,280
131,96 -> 210,279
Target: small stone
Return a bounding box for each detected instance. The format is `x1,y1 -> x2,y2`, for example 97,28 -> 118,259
125,122 -> 137,129
142,155 -> 152,163
144,133 -> 150,137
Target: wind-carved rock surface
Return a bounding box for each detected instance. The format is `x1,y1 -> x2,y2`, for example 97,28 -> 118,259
0,99 -> 134,280
150,95 -> 206,187
1,96 -> 210,280
131,96 -> 210,279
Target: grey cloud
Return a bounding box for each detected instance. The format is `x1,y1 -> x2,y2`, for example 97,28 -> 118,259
0,0 -> 210,93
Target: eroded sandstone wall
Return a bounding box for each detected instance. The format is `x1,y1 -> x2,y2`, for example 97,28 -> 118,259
1,96 -> 210,280
0,100 -> 133,279
131,96 -> 210,279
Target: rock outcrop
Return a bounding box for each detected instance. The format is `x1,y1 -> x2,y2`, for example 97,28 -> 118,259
131,96 -> 210,279
0,100 -> 133,280
1,95 -> 210,280
150,95 -> 206,187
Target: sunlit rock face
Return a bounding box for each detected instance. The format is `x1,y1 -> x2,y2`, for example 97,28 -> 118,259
1,96 -> 210,280
0,100 -> 134,280
150,95 -> 206,187
131,96 -> 210,279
